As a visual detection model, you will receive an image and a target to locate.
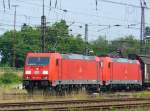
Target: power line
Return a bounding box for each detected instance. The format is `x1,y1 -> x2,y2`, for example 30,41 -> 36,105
2,1 -> 150,25
0,9 -> 41,19
1,17 -> 143,28
99,0 -> 150,9
0,22 -> 148,32
14,0 -> 142,23
97,24 -> 141,32
0,10 -> 118,27
1,0 -> 146,33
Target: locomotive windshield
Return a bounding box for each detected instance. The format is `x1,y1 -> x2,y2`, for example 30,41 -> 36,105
27,57 -> 49,66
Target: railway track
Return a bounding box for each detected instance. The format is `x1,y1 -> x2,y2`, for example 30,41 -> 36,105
1,92 -> 133,100
0,98 -> 150,111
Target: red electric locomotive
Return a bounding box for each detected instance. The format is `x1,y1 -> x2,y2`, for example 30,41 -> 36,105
99,57 -> 142,90
23,52 -> 101,92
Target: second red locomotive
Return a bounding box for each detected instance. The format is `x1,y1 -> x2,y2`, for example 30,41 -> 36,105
100,57 -> 142,90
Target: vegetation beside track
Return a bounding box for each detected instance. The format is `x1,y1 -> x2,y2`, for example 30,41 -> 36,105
132,91 -> 150,98
0,67 -> 150,103
0,72 -> 22,85
0,67 -> 22,86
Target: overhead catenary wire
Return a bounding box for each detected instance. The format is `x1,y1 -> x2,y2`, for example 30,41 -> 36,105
1,0 -> 150,25
0,21 -> 143,36
0,0 -> 150,41
0,9 -> 127,27
14,0 -> 143,23
1,8 -> 145,28
0,0 -> 144,36
0,18 -> 149,36
99,0 -> 150,9
0,9 -> 40,19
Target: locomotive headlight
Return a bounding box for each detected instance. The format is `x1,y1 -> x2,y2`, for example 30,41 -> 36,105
43,70 -> 48,75
25,70 -> 31,75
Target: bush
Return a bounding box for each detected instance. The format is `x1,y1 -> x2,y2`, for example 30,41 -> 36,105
0,72 -> 21,84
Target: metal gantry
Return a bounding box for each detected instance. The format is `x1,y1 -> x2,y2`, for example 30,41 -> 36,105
85,24 -> 88,55
41,0 -> 47,52
12,5 -> 19,67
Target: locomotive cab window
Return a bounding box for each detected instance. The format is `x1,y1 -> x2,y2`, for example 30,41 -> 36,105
27,57 -> 49,66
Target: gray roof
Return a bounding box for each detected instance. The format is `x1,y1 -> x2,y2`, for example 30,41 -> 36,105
139,55 -> 150,64
61,54 -> 96,60
112,58 -> 137,64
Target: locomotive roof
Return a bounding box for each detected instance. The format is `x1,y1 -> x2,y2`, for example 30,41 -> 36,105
112,58 -> 137,63
61,54 -> 96,60
26,53 -> 97,60
27,53 -> 51,57
139,55 -> 150,64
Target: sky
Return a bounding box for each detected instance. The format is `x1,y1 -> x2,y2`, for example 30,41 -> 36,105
0,0 -> 150,41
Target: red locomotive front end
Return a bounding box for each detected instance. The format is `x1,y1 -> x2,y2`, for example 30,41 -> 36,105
24,57 -> 49,80
23,52 -> 62,91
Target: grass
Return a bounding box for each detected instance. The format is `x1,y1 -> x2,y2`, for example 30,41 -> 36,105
132,91 -> 150,98
0,87 -> 149,111
0,67 -> 23,77
113,107 -> 150,111
0,71 -> 149,103
0,72 -> 22,85
69,90 -> 89,100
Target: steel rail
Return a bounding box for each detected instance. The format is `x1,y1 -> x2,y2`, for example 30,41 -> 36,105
0,98 -> 150,111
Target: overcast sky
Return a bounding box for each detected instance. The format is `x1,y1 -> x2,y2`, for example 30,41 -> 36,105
0,0 -> 150,41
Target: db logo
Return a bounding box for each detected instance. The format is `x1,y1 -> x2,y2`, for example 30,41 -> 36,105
36,68 -> 39,70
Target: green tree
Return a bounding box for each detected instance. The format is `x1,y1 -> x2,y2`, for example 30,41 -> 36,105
144,26 -> 150,54
145,27 -> 150,36
110,35 -> 140,56
0,20 -> 86,67
91,36 -> 110,55
0,25 -> 40,67
47,20 -> 85,54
